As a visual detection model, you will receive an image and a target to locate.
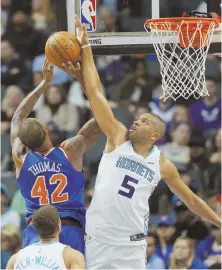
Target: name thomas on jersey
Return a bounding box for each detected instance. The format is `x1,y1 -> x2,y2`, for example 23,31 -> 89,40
28,162 -> 62,176
116,157 -> 155,182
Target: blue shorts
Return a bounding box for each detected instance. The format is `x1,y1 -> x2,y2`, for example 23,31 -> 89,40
22,224 -> 85,254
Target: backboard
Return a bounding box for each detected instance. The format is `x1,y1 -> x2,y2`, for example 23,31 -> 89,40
59,0 -> 221,55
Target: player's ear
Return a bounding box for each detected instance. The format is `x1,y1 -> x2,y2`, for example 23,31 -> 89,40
58,220 -> 61,233
152,132 -> 160,141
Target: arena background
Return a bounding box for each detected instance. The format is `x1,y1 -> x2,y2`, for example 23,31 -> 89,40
1,0 -> 221,269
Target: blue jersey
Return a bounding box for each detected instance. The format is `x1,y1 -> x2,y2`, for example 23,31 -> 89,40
17,147 -> 86,226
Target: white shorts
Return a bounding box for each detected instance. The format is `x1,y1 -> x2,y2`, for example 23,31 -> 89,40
85,236 -> 147,269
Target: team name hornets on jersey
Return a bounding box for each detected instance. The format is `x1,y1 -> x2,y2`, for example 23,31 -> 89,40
15,255 -> 59,269
116,157 -> 155,182
28,162 -> 62,176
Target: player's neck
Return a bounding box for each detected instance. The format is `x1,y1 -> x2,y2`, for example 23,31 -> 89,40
35,140 -> 53,155
39,236 -> 59,244
132,142 -> 154,158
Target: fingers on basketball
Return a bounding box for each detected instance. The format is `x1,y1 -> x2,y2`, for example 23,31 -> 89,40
43,58 -> 48,69
74,15 -> 81,28
74,62 -> 80,69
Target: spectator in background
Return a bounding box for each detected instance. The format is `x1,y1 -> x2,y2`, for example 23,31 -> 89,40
172,199 -> 209,244
1,39 -> 28,88
2,9 -> 46,60
115,58 -> 154,103
152,81 -> 164,101
190,77 -> 221,140
1,184 -> 21,229
46,121 -> 66,146
149,98 -> 175,127
146,232 -> 165,269
196,224 -> 221,269
160,123 -> 191,167
32,54 -> 72,112
160,104 -> 192,147
129,102 -> 151,121
210,128 -> 221,164
155,216 -> 175,268
1,86 -> 33,134
11,190 -> 26,216
1,0 -> 12,36
168,105 -> 192,131
169,237 -> 207,269
96,55 -> 126,89
31,0 -> 56,33
36,84 -> 80,135
97,6 -> 125,33
32,54 -> 71,88
188,130 -> 221,198
1,225 -> 22,269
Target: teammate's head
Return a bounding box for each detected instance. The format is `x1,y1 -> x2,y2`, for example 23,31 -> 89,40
128,113 -> 166,144
18,118 -> 49,150
32,205 -> 61,239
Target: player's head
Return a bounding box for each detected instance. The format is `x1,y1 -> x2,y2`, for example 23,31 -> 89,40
128,113 -> 166,144
18,118 -> 50,150
32,205 -> 61,240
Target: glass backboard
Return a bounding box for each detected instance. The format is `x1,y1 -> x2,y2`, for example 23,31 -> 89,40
64,0 -> 221,55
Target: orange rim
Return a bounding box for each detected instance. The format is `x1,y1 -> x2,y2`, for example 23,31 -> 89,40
145,17 -> 220,32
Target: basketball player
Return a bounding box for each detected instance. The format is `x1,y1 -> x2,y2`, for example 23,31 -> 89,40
81,0 -> 95,31
11,59 -> 101,254
6,205 -> 85,269
61,16 -> 222,269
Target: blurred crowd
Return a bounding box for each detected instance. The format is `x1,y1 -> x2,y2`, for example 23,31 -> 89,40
1,0 -> 221,269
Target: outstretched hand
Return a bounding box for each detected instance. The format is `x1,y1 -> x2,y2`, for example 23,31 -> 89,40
42,58 -> 54,85
74,15 -> 89,46
61,61 -> 83,81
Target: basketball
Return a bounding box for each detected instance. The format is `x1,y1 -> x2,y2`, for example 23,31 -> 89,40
45,31 -> 81,68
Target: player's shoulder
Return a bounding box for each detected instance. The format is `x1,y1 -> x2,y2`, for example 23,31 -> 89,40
63,245 -> 83,257
63,246 -> 85,269
6,252 -> 18,269
12,137 -> 28,168
159,154 -> 177,179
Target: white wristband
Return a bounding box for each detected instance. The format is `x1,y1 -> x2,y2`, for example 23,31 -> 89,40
81,44 -> 91,48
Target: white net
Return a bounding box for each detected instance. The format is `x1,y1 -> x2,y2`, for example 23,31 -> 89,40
144,20 -> 218,101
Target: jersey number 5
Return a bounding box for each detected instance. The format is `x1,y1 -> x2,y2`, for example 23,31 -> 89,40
31,173 -> 69,205
118,175 -> 139,199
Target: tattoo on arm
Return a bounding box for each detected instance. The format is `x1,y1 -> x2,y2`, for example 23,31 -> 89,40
11,81 -> 49,142
62,118 -> 102,157
77,118 -> 102,152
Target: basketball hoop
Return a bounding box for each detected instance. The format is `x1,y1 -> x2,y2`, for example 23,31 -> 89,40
144,12 -> 220,101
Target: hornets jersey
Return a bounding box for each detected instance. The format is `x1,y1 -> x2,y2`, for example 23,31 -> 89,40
17,147 -> 85,226
14,241 -> 67,269
86,141 -> 161,245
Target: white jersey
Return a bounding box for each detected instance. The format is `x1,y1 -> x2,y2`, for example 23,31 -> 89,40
86,141 -> 161,246
14,241 -> 67,269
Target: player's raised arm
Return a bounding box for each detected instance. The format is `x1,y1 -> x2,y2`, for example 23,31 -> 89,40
62,16 -> 127,145
10,59 -> 54,164
60,118 -> 101,167
60,61 -> 102,165
160,155 -> 221,228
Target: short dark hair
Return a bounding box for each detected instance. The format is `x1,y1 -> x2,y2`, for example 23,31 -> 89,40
149,113 -> 166,139
146,232 -> 158,246
205,76 -> 217,83
32,205 -> 60,239
18,118 -> 45,150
